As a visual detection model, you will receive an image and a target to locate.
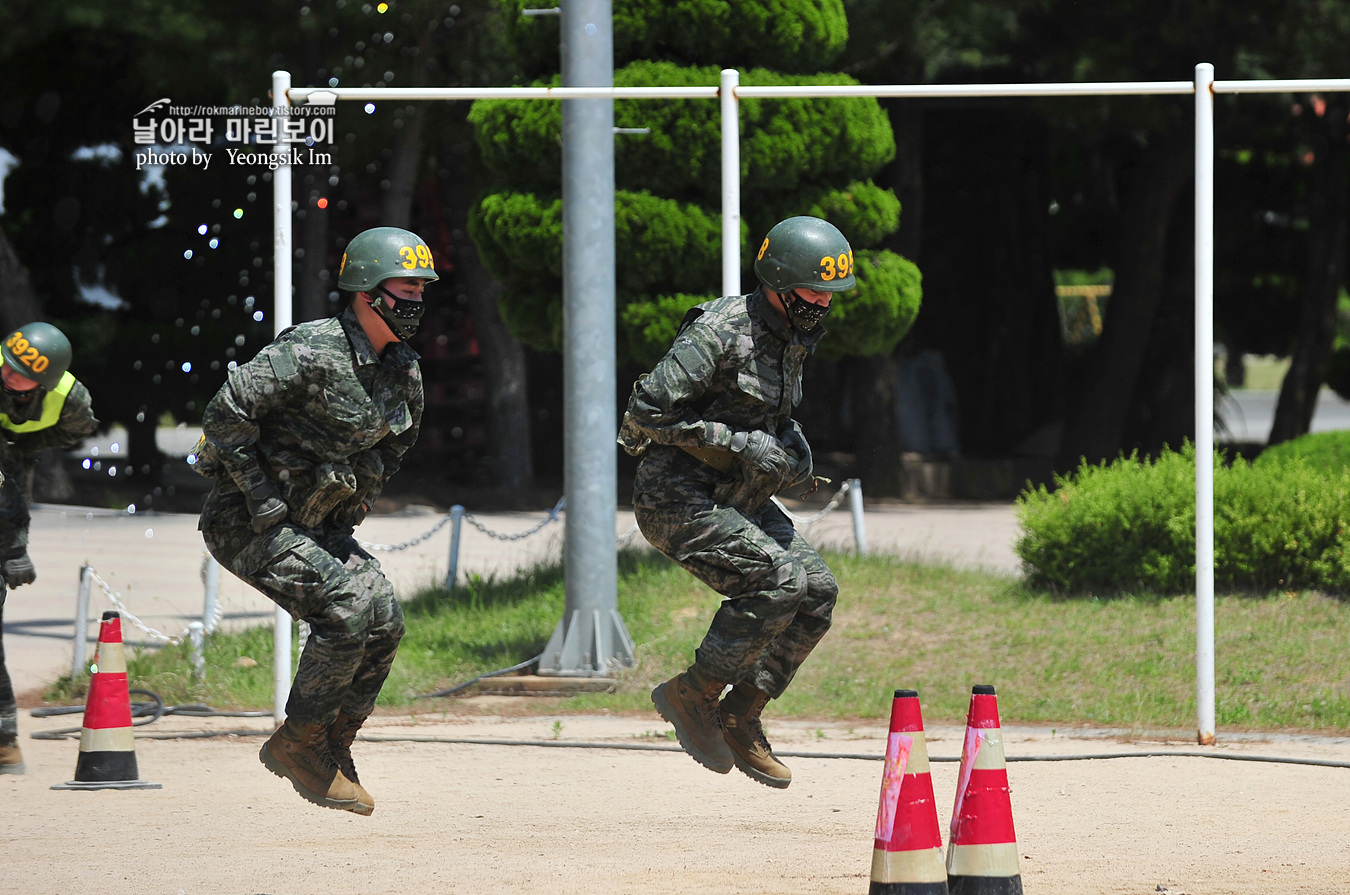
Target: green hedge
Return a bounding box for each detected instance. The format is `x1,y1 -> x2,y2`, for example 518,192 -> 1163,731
1255,429 -> 1350,473
1016,442 -> 1350,594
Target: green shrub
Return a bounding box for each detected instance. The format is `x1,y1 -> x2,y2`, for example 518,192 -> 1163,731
1016,443 -> 1350,594
1256,429 -> 1350,473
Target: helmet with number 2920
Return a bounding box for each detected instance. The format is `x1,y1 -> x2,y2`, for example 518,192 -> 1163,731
2,322 -> 72,391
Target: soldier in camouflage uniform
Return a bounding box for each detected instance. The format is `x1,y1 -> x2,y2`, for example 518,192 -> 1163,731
619,216 -> 856,789
0,322 -> 99,776
198,226 -> 437,815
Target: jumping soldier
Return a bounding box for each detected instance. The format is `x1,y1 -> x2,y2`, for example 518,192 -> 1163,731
618,216 -> 856,789
0,322 -> 100,775
197,226 -> 436,815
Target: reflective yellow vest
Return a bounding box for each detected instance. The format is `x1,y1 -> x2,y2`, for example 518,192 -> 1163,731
0,368 -> 76,434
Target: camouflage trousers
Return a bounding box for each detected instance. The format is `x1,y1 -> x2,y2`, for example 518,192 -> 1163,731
634,497 -> 837,698
0,581 -> 14,740
202,521 -> 404,727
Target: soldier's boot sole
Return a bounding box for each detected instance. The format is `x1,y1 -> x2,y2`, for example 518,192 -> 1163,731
727,744 -> 792,789
651,679 -> 733,775
259,735 -> 372,815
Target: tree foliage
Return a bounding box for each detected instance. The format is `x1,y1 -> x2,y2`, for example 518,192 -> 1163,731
469,17 -> 920,364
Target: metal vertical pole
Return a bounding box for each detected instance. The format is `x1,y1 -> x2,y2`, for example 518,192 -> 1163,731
271,69 -> 294,724
847,479 -> 868,555
71,564 -> 93,680
1194,62 -> 1216,746
444,505 -> 465,590
540,0 -> 635,675
720,69 -> 741,297
202,555 -> 220,634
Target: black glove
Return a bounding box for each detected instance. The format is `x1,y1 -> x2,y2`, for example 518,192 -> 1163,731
729,430 -> 795,482
778,421 -> 813,488
233,458 -> 288,534
2,550 -> 35,587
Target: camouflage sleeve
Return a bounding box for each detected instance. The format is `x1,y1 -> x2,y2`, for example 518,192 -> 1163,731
9,380 -> 100,454
200,342 -> 296,477
623,323 -> 737,450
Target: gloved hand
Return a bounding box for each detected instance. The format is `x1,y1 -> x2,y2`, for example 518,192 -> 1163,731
729,430 -> 795,482
778,421 -> 813,488
232,458 -> 288,534
2,551 -> 35,587
244,481 -> 288,534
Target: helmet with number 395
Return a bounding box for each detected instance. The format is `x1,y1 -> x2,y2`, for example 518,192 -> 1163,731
753,216 -> 856,294
337,226 -> 440,292
2,322 -> 72,391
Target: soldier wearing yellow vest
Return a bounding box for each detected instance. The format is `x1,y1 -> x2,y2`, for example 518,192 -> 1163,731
0,322 -> 98,775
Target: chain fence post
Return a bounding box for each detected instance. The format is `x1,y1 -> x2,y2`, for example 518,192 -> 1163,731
188,621 -> 206,682
848,478 -> 868,555
202,555 -> 221,634
71,563 -> 93,679
445,505 -> 465,590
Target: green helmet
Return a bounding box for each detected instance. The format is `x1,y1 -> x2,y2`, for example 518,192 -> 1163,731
2,322 -> 72,390
337,226 -> 440,292
753,216 -> 856,294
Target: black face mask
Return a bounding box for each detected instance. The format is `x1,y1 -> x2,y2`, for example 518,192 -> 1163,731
2,383 -> 37,402
371,285 -> 426,340
783,290 -> 832,330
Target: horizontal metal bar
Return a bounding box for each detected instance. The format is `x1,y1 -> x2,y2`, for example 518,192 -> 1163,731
736,81 -> 1195,98
1214,78 -> 1350,94
289,86 -> 719,103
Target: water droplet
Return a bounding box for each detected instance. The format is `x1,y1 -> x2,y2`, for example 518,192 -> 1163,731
364,103 -> 376,114
111,443 -> 120,453
329,77 -> 339,87
377,1 -> 388,11
91,447 -> 100,457
135,412 -> 145,423
197,224 -> 208,235
209,238 -> 219,249
126,504 -> 136,514
234,208 -> 244,219
181,362 -> 192,373
108,466 -> 117,477
82,458 -> 91,469
145,528 -> 154,539
585,22 -> 597,35
184,249 -> 194,260
253,311 -> 264,322
235,335 -> 246,346
90,663 -> 98,674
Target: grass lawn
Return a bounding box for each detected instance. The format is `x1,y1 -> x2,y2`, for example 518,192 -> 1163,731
58,549 -> 1350,734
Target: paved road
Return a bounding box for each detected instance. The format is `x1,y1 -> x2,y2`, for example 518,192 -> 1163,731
2,498 -> 1021,699
1218,387 -> 1350,442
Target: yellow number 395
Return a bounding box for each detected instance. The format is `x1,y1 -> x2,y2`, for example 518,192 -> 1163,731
819,251 -> 853,281
399,244 -> 435,270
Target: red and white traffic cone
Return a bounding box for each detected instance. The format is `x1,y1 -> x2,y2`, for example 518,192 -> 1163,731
870,689 -> 948,894
946,685 -> 1020,894
52,611 -> 160,791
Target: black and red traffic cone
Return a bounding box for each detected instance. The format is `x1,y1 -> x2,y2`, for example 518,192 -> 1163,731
52,611 -> 160,791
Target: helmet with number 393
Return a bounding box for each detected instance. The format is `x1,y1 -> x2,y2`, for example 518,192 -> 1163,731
337,226 -> 440,292
753,216 -> 856,294
2,322 -> 72,391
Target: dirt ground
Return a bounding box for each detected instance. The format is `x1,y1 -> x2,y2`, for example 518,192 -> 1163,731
5,706 -> 1349,895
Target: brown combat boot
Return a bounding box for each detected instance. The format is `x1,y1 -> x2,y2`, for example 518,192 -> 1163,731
651,667 -> 733,774
0,740 -> 24,775
328,712 -> 366,784
260,718 -> 375,815
720,685 -> 791,789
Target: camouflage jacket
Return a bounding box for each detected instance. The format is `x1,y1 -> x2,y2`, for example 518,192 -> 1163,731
198,303 -> 422,531
618,288 -> 823,509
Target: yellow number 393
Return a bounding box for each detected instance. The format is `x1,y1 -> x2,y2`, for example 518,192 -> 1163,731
399,244 -> 435,270
819,251 -> 853,281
